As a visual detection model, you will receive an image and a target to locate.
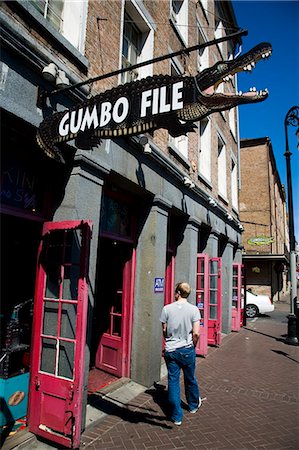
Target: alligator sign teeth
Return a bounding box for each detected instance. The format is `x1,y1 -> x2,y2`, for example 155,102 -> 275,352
37,42 -> 272,162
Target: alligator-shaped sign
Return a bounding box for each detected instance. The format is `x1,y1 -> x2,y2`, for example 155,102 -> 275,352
37,42 -> 272,163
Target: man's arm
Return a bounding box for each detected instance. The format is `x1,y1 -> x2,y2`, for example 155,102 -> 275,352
192,320 -> 200,346
162,322 -> 167,339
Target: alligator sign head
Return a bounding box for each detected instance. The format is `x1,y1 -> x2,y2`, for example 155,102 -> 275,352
37,42 -> 272,163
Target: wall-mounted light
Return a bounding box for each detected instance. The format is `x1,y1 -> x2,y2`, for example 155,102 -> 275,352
183,176 -> 195,188
56,70 -> 70,89
238,223 -> 244,231
139,136 -> 152,153
42,63 -> 57,83
42,63 -> 70,90
226,213 -> 233,221
208,197 -> 217,207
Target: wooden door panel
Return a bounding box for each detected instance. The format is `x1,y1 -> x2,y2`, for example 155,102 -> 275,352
28,220 -> 92,449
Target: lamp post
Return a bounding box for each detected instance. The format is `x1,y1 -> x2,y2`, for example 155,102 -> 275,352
284,106 -> 299,345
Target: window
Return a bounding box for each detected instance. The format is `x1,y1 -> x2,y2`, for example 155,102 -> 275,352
122,12 -> 141,83
30,0 -> 87,52
215,18 -> 225,55
217,136 -> 227,198
121,3 -> 154,83
31,0 -> 64,31
198,117 -> 211,181
231,158 -> 238,210
229,108 -> 236,138
171,0 -> 188,45
168,62 -> 188,158
197,25 -> 209,71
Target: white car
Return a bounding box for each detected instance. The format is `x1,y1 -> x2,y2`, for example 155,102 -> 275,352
244,290 -> 274,318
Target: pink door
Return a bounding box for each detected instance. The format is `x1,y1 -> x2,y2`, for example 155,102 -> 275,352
195,254 -> 209,356
28,220 -> 92,449
208,257 -> 222,346
95,239 -> 135,378
232,263 -> 243,331
165,250 -> 175,306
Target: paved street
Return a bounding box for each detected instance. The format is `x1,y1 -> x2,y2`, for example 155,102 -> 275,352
81,302 -> 299,450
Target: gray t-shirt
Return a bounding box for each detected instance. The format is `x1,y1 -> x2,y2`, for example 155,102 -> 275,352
160,301 -> 201,352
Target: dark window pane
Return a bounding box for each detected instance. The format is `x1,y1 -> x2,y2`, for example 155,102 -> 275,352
62,265 -> 79,300
210,275 -> 217,289
60,303 -> 77,339
40,337 -> 56,374
58,340 -> 74,379
210,306 -> 217,320
210,290 -> 217,304
112,315 -> 121,337
43,301 -> 58,336
64,230 -> 81,264
45,265 -> 60,298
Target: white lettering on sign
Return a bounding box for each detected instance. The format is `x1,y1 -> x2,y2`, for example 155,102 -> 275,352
58,81 -> 184,137
140,81 -> 184,117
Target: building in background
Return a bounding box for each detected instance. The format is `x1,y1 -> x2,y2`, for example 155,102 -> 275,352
1,0 -> 245,446
239,137 -> 290,302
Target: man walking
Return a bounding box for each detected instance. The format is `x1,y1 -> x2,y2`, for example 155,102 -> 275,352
160,282 -> 201,425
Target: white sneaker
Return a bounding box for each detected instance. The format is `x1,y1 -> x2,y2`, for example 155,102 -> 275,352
190,397 -> 202,413
173,420 -> 182,425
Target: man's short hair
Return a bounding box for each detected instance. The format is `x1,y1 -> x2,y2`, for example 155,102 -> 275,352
175,282 -> 191,298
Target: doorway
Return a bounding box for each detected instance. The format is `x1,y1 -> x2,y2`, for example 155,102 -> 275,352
89,238 -> 135,391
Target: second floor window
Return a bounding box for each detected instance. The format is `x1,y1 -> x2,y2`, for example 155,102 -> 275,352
197,26 -> 209,72
31,0 -> 64,31
231,158 -> 238,210
122,12 -> 141,84
30,0 -> 87,52
218,136 -> 227,199
168,62 -> 188,159
198,117 -> 211,181
171,0 -> 188,45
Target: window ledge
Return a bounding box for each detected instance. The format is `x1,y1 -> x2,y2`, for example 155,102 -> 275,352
168,142 -> 190,170
218,193 -> 229,205
197,173 -> 212,190
13,0 -> 88,71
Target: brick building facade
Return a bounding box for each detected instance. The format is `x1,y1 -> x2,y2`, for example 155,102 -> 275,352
1,1 -> 247,446
239,137 -> 290,301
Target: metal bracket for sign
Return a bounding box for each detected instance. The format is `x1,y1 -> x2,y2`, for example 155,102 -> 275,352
41,28 -> 247,102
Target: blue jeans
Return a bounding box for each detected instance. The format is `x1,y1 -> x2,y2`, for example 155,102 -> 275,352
164,346 -> 200,422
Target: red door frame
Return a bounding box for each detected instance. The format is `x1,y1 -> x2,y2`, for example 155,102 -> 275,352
195,254 -> 209,356
28,220 -> 92,449
208,257 -> 222,346
232,262 -> 243,331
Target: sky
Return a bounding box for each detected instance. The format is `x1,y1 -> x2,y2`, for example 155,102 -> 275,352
232,0 -> 299,243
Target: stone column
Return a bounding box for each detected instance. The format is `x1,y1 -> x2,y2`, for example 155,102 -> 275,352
175,217 -> 201,305
204,231 -> 219,257
131,195 -> 171,387
234,245 -> 243,264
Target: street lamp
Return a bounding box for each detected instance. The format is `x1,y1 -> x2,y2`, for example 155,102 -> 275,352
284,106 -> 299,345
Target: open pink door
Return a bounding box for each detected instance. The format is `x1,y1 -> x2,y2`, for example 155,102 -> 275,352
28,220 -> 92,449
165,250 -> 175,307
195,254 -> 209,356
232,263 -> 243,331
95,239 -> 135,378
208,257 -> 222,346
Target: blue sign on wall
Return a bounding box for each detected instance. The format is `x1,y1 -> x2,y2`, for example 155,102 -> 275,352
154,277 -> 164,293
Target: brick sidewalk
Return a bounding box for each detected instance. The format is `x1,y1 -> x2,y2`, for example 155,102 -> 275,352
81,303 -> 299,450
